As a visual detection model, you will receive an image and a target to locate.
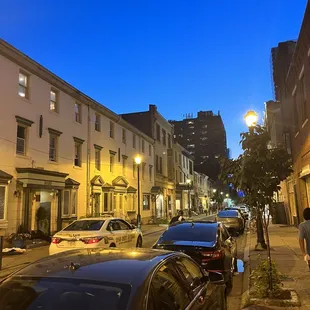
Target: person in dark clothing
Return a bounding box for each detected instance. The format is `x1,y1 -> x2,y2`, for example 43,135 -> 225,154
169,210 -> 185,225
299,207 -> 310,268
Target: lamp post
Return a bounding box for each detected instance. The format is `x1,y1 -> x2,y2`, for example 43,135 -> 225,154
244,110 -> 266,249
186,178 -> 191,218
135,155 -> 142,229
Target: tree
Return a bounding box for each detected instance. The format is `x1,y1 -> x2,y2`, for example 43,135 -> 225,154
219,125 -> 292,293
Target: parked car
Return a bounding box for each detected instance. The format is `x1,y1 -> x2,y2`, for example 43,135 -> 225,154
0,248 -> 227,310
217,210 -> 244,235
224,207 -> 248,221
153,221 -> 237,291
49,217 -> 143,255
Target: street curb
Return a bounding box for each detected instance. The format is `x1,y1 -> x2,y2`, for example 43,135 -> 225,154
240,230 -> 251,309
143,227 -> 167,237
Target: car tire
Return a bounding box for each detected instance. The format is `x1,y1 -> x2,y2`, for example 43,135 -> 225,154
109,243 -> 116,247
136,236 -> 143,248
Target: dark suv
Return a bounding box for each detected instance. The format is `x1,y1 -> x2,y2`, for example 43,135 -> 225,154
153,221 -> 238,290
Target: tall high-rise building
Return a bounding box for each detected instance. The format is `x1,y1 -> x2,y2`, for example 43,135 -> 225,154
169,111 -> 227,181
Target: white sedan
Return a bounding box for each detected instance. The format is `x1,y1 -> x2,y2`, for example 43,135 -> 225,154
49,217 -> 143,255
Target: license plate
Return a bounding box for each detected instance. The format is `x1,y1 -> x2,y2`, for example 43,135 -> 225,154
68,241 -> 76,246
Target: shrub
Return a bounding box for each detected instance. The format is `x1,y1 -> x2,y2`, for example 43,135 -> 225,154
251,257 -> 282,298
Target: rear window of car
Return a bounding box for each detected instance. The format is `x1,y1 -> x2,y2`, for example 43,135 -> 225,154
160,223 -> 217,243
64,220 -> 105,231
218,210 -> 238,218
0,276 -> 131,310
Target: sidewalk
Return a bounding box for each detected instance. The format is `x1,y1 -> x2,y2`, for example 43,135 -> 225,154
248,224 -> 310,309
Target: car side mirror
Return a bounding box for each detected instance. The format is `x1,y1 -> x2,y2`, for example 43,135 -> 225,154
225,238 -> 232,246
208,272 -> 225,285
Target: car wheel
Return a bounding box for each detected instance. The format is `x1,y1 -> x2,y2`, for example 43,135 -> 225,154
109,243 -> 116,247
136,236 -> 143,248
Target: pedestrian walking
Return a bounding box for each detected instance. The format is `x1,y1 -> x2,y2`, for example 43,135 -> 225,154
169,210 -> 185,225
298,207 -> 310,269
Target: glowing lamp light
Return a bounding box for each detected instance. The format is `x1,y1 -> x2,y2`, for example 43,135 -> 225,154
244,110 -> 258,128
135,155 -> 142,165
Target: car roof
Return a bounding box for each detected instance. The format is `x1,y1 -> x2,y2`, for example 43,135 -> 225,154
218,210 -> 238,217
170,220 -> 219,227
11,248 -> 177,286
73,217 -> 119,221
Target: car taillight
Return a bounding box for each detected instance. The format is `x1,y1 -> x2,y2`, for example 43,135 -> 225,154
201,250 -> 224,260
51,237 -> 62,244
81,236 -> 104,244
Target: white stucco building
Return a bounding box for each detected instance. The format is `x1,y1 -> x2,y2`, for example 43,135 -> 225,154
0,39 -> 155,235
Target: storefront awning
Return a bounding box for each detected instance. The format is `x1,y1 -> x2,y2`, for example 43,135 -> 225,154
0,170 -> 13,184
16,167 -> 68,189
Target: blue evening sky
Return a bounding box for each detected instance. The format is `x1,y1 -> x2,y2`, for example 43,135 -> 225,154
0,0 -> 307,157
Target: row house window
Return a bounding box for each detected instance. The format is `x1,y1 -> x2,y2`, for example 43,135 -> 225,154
122,128 -> 126,144
75,102 -> 82,123
133,134 -> 136,148
48,128 -> 62,162
63,189 -> 77,217
122,156 -> 127,176
95,113 -> 101,132
149,165 -> 153,182
109,151 -> 116,173
162,129 -> 166,145
142,140 -> 145,153
15,116 -> 34,156
94,144 -> 103,171
168,134 -> 171,148
133,160 -> 137,178
18,71 -> 29,99
156,155 -> 163,174
143,194 -> 150,211
142,163 -> 146,180
74,137 -> 84,167
50,89 -> 59,113
110,122 -> 115,138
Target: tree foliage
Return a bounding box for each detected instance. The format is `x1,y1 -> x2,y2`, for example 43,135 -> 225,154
219,125 -> 292,211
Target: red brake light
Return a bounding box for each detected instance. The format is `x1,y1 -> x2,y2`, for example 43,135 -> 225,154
81,237 -> 104,244
51,237 -> 62,244
201,250 -> 224,260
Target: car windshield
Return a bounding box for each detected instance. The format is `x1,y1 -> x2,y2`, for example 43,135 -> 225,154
218,210 -> 238,218
160,223 -> 217,243
0,276 -> 131,310
64,220 -> 105,231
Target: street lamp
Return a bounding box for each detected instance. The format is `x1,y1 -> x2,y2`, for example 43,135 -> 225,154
244,110 -> 258,132
226,194 -> 229,198
186,178 -> 191,218
220,192 -> 223,195
212,189 -> 217,193
135,155 -> 142,229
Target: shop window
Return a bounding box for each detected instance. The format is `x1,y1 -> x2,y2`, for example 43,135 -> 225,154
143,194 -> 150,211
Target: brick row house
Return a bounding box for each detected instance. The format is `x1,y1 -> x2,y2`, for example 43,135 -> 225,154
266,1 -> 310,225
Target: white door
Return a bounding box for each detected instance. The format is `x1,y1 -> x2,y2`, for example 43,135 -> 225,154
108,220 -> 128,247
118,219 -> 137,247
